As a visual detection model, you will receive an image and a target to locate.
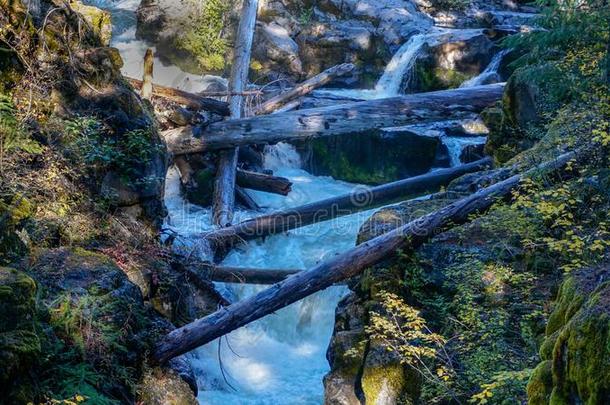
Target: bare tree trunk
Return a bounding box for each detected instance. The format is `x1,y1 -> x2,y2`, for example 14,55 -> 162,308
212,0 -> 259,227
204,158 -> 492,249
141,49 -> 154,100
152,150 -> 576,364
163,84 -> 505,155
254,63 -> 355,115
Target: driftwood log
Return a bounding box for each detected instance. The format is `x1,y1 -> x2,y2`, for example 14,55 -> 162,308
164,83 -> 505,155
236,169 -> 292,195
254,63 -> 355,115
203,158 -> 492,248
152,150 -> 577,364
126,78 -> 230,116
212,0 -> 259,226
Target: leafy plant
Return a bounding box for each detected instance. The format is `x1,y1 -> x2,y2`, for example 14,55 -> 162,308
0,94 -> 42,168
176,0 -> 231,72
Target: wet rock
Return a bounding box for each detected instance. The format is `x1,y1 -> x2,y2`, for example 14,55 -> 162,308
297,20 -> 381,80
316,0 -> 433,46
360,342 -> 419,405
459,143 -> 485,163
298,128 -> 441,185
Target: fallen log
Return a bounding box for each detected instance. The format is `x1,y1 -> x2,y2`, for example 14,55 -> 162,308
208,266 -> 301,284
236,169 -> 292,196
152,150 -> 577,364
204,157 -> 492,248
164,84 -> 504,155
126,78 -> 230,116
235,186 -> 260,211
254,63 -> 355,115
212,0 -> 259,226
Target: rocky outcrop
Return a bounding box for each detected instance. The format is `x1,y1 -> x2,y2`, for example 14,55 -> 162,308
412,31 -> 495,91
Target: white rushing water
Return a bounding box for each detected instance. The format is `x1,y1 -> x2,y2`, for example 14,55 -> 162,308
164,143 -> 376,404
460,49 -> 509,88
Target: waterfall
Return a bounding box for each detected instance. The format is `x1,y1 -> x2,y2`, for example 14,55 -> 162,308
373,34 -> 429,97
442,136 -> 487,167
460,49 -> 509,88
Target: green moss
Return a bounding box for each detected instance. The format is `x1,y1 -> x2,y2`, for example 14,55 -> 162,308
174,0 -> 232,73
416,66 -> 471,92
528,269 -> 610,405
527,361 -> 553,405
361,364 -> 412,405
70,1 -> 112,45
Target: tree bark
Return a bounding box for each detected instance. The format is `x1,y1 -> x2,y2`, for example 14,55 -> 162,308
164,84 -> 505,155
236,169 -> 292,195
141,48 -> 154,100
254,63 -> 355,115
204,158 -> 492,249
212,0 -> 259,227
126,78 -> 231,116
152,150 -> 576,364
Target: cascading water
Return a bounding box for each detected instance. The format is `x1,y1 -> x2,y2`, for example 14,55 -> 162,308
460,49 -> 509,88
316,33 -> 432,100
164,143 -> 376,404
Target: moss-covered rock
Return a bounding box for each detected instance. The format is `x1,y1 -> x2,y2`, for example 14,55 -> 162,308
527,266 -> 610,405
70,1 -> 112,46
0,267 -> 40,402
300,128 -> 441,185
139,367 -> 199,405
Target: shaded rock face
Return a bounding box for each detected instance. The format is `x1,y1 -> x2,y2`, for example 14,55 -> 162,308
252,21 -> 303,79
412,32 -> 495,92
0,248 -> 198,403
297,129 -> 441,185
527,265 -> 610,405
